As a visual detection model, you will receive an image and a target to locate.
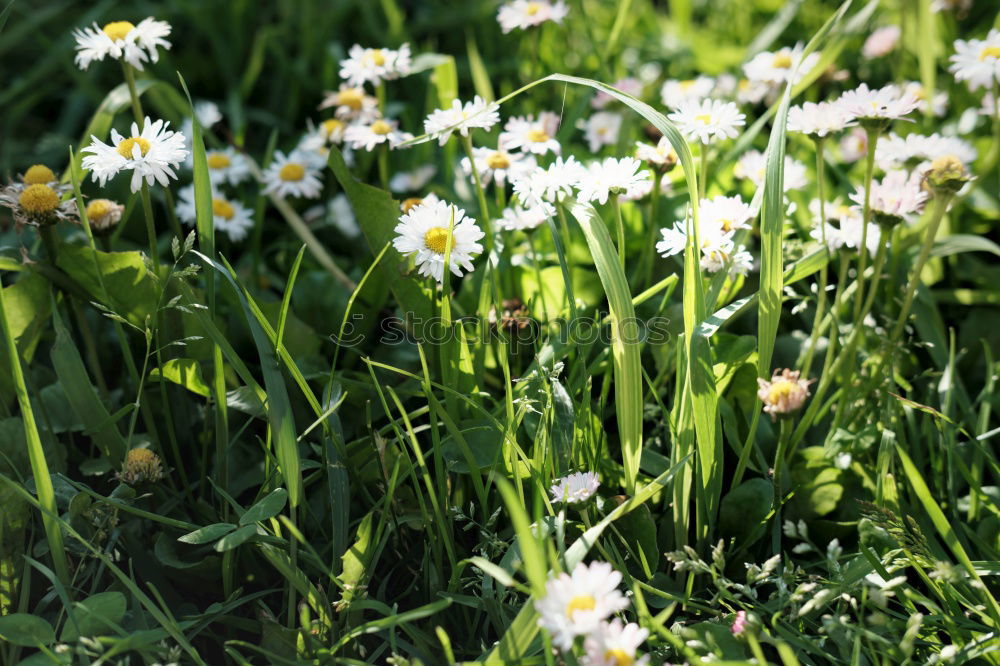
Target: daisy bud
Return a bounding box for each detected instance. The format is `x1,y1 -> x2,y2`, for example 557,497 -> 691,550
118,448 -> 164,485
923,155 -> 970,195
85,198 -> 124,234
731,610 -> 749,635
757,369 -> 812,420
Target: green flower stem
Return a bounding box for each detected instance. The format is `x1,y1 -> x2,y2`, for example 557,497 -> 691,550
612,197 -> 626,269
771,417 -> 794,558
698,141 -> 709,202
801,138 -> 828,378
377,143 -> 390,190
852,128 -> 881,326
460,135 -> 493,250
640,170 -> 664,289
139,183 -> 161,274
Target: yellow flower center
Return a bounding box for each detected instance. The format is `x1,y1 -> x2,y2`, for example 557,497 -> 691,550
102,21 -> 135,42
979,46 -> 1000,60
604,649 -> 634,666
424,226 -> 451,254
370,49 -> 386,66
738,79 -> 751,90
206,152 -> 231,169
486,152 -> 511,170
680,79 -> 696,90
910,85 -> 926,101
337,88 -> 365,110
695,113 -> 713,125
23,164 -> 55,185
772,53 -> 793,68
767,380 -> 796,404
279,163 -> 305,182
526,128 -> 550,143
18,184 -> 59,214
565,595 -> 596,617
401,197 -> 423,213
212,198 -> 235,220
371,120 -> 393,136
86,199 -> 114,220
720,218 -> 735,232
322,118 -> 345,135
117,137 -> 151,159
126,448 -> 157,466
526,2 -> 542,14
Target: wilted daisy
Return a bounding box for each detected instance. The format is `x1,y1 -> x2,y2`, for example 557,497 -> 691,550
660,76 -> 715,108
261,151 -> 323,199
734,150 -> 808,191
862,25 -> 901,59
339,43 -> 411,87
839,127 -> 869,163
392,198 -> 484,282
424,96 -> 501,145
668,99 -> 745,144
318,84 -> 380,123
17,164 -> 59,188
118,448 -> 164,485
635,137 -> 678,171
592,77 -> 642,109
81,117 -> 187,192
851,170 -> 927,226
73,17 -> 171,71
389,165 -> 437,193
344,117 -> 413,152
549,471 -> 600,504
512,156 -> 586,206
175,185 -> 254,242
743,44 -> 819,87
757,368 -> 812,419
0,181 -> 76,231
534,561 -> 630,650
836,83 -> 920,126
196,146 -> 251,186
576,157 -> 650,205
581,112 -> 623,152
497,0 -> 568,33
949,28 -> 1000,91
787,101 -> 855,138
85,198 -> 124,233
462,143 -> 535,187
582,620 -> 650,666
500,112 -> 562,155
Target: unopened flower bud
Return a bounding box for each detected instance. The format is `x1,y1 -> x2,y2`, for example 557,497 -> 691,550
923,155 -> 970,195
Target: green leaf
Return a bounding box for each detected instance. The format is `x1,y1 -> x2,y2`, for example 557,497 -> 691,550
340,511 -> 374,607
60,591 -> 126,641
0,272 -> 51,364
240,488 -> 288,526
149,358 -> 211,398
178,522 -> 236,545
0,613 -> 55,647
214,524 -> 259,552
720,478 -> 773,545
932,234 -> 1000,258
55,245 -> 159,327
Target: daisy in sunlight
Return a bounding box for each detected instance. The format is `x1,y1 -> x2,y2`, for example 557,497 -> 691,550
497,202 -> 554,231
81,117 -> 187,192
497,0 -> 569,33
501,112 -> 563,155
261,150 -> 323,199
318,84 -> 380,123
462,142 -> 535,187
339,43 -> 412,87
549,471 -> 599,504
576,157 -> 650,205
344,117 -> 413,152
175,184 -> 254,242
392,198 -> 484,283
424,96 -> 501,145
583,620 -> 650,666
668,99 -> 745,144
535,561 -> 630,650
73,17 -> 171,70
949,28 -> 1000,91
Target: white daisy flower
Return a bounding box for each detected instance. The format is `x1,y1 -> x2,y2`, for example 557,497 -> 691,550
549,471 -> 600,504
949,28 -> 1000,91
576,157 -> 651,205
297,118 -> 351,164
581,112 -> 623,153
175,185 -> 254,243
81,117 -> 187,193
194,101 -> 222,128
862,25 -> 901,59
73,17 -> 171,71
668,98 -> 745,144
392,198 -> 484,283
896,81 -> 948,117
424,96 -> 501,146
616,175 -> 672,202
389,165 -> 437,193
701,194 -> 755,233
461,143 -> 536,188
344,117 -> 413,152
657,210 -> 751,276
875,133 -> 976,172
500,112 -> 562,155
592,77 -> 643,109
195,147 -> 251,186
839,127 -> 869,163
734,149 -> 808,191
660,76 -> 715,108
743,44 -> 819,87
850,170 -> 927,225
512,156 -> 586,206
809,201 -> 880,255
318,84 -> 380,123
836,83 -> 920,124
535,561 -> 630,651
787,101 -> 855,137
261,151 -> 323,199
736,77 -> 771,105
339,43 -> 411,87
497,0 -> 569,33
635,136 -> 678,169
305,193 -> 360,238
582,620 -> 650,666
